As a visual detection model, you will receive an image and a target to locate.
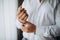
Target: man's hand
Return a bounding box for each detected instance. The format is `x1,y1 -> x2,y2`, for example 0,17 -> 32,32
16,6 -> 28,23
16,6 -> 36,33
21,21 -> 36,33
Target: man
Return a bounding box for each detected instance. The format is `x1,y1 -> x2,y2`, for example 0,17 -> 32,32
16,0 -> 60,40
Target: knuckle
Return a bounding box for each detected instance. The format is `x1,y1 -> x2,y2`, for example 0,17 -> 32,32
20,8 -> 24,12
18,6 -> 22,9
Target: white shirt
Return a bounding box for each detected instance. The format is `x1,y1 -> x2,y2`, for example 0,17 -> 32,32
16,0 -> 60,40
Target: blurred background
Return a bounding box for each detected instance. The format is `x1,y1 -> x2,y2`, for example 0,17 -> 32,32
0,0 -> 60,40
0,0 -> 24,40
0,0 -> 18,40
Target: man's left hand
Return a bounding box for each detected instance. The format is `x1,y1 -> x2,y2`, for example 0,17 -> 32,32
21,21 -> 36,33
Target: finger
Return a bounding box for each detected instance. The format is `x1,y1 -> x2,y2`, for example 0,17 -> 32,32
24,16 -> 28,21
21,12 -> 28,20
18,10 -> 27,19
17,8 -> 24,16
16,10 -> 21,17
20,8 -> 25,13
21,13 -> 27,20
16,7 -> 25,16
17,9 -> 27,19
19,19 -> 26,24
17,6 -> 22,14
18,6 -> 22,11
17,11 -> 25,19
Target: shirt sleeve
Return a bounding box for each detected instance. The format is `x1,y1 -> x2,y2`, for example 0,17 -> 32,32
16,19 -> 22,29
36,4 -> 60,39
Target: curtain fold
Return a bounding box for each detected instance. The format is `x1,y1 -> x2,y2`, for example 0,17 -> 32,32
0,0 -> 18,40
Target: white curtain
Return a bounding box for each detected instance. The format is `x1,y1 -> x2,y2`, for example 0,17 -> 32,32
0,0 -> 18,40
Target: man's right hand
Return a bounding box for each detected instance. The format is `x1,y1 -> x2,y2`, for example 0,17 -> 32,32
16,6 -> 28,24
